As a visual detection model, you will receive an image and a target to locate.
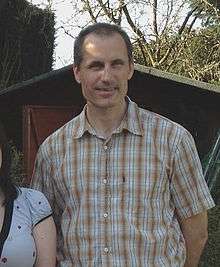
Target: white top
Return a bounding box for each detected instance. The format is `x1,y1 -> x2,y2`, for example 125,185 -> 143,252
0,187 -> 52,267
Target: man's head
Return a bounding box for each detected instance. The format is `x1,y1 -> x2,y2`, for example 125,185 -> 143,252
73,23 -> 134,112
74,23 -> 133,68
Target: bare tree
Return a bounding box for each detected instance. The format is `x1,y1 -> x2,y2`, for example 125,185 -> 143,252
46,0 -> 220,83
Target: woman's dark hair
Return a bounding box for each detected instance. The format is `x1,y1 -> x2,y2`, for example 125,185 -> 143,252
0,122 -> 18,205
74,22 -> 133,68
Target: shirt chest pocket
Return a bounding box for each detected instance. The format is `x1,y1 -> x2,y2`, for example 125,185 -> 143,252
114,179 -> 165,221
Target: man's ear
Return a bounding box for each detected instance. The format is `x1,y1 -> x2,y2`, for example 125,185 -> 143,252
128,61 -> 134,80
73,65 -> 81,84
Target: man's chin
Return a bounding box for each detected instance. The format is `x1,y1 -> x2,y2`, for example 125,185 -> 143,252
91,99 -> 117,109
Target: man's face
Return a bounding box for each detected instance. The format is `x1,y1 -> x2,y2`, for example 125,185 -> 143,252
73,33 -> 134,110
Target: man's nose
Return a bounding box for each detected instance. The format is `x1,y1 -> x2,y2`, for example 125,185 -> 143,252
100,66 -> 113,82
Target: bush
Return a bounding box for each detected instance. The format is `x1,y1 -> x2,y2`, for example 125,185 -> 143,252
9,142 -> 25,185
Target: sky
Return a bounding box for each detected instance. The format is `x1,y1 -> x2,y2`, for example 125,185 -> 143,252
29,0 -> 79,69
28,0 -> 195,70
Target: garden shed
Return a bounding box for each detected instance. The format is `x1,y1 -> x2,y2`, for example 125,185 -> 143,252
0,64 -> 219,188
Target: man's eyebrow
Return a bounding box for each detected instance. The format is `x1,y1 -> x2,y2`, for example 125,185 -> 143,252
87,61 -> 104,67
112,59 -> 125,64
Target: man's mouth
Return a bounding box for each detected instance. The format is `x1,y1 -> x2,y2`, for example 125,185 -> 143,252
95,87 -> 117,91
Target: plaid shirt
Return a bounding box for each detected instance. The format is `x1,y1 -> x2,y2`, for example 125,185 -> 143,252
31,98 -> 215,267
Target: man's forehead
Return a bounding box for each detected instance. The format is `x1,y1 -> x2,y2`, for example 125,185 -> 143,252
83,32 -> 123,46
83,41 -> 96,51
82,33 -> 126,54
79,32 -> 130,65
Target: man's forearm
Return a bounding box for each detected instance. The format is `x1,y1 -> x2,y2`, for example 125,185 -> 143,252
179,212 -> 208,267
183,234 -> 207,267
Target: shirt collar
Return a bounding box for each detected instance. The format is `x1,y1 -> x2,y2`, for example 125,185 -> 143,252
117,97 -> 143,136
72,97 -> 143,139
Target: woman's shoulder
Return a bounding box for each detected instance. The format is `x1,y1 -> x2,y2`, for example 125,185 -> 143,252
19,187 -> 47,199
18,187 -> 52,225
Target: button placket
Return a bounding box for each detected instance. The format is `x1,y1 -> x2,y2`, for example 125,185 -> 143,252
101,140 -> 112,260
103,141 -> 110,222
103,212 -> 108,218
104,247 -> 109,253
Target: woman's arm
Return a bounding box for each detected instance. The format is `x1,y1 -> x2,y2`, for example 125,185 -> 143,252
33,215 -> 57,267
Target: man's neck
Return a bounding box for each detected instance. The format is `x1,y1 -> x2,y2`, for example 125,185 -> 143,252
86,101 -> 127,139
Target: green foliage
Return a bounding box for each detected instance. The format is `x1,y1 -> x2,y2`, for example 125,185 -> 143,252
169,25 -> 220,84
133,24 -> 220,85
200,130 -> 220,266
0,0 -> 55,89
208,0 -> 220,9
202,130 -> 220,203
188,0 -> 220,25
9,142 -> 24,185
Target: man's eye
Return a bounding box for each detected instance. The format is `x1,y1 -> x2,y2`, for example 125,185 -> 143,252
88,63 -> 103,70
112,61 -> 124,67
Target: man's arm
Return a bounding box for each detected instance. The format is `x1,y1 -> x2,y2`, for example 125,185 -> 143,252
179,211 -> 208,267
31,147 -> 54,205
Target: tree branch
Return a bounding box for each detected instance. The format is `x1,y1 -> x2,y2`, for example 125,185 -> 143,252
152,0 -> 158,37
158,7 -> 200,66
84,0 -> 98,22
178,6 -> 199,35
96,0 -> 118,23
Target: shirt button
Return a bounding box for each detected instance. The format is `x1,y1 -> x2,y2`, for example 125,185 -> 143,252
104,247 -> 109,253
103,179 -> 107,184
103,145 -> 108,150
103,213 -> 108,218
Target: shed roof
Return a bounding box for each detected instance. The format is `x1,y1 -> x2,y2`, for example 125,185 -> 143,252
1,64 -> 219,98
135,64 -> 220,94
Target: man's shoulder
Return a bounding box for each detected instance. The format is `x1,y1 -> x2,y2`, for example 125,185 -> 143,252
134,105 -> 194,153
136,104 -> 187,136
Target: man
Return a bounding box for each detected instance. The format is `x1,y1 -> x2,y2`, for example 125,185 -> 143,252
31,23 -> 215,267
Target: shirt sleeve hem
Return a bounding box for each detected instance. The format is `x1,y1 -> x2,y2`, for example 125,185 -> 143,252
33,213 -> 53,227
177,201 -> 216,219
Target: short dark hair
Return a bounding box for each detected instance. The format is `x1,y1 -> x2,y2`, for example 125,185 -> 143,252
0,122 -> 18,206
74,23 -> 133,67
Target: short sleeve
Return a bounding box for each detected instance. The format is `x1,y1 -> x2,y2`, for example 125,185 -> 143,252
30,144 -> 55,210
24,188 -> 53,226
170,129 -> 215,219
